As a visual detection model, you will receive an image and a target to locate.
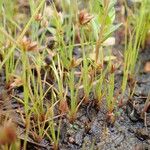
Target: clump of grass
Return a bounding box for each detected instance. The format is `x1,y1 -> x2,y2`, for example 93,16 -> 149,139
51,55 -> 69,114
81,50 -> 93,104
139,0 -> 150,49
94,65 -> 107,107
122,0 -> 149,96
48,2 -> 72,70
45,91 -> 61,150
67,69 -> 83,123
67,69 -> 78,122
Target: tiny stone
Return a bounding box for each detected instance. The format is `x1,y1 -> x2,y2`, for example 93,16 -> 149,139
68,137 -> 75,144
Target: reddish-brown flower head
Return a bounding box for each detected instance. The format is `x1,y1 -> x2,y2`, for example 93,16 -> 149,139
0,120 -> 17,145
20,36 -> 38,51
78,9 -> 94,25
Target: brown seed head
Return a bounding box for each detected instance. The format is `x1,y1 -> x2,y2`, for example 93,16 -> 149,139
70,58 -> 82,68
78,9 -> 94,25
59,99 -> 69,114
20,36 -> 38,51
35,13 -> 43,22
41,19 -> 49,28
0,120 -> 17,145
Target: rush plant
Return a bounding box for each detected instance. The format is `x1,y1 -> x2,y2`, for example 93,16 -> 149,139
51,55 -> 69,114
82,52 -> 93,104
122,0 -> 149,96
94,66 -> 107,107
67,69 -> 82,122
46,92 -> 61,150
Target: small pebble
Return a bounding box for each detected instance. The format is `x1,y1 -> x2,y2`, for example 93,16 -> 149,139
68,137 -> 75,144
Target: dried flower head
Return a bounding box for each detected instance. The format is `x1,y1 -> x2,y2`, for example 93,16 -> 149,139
35,13 -> 43,22
78,9 -> 94,25
70,58 -> 82,68
20,36 -> 38,51
0,120 -> 17,145
8,75 -> 23,90
41,19 -> 49,28
59,99 -> 69,114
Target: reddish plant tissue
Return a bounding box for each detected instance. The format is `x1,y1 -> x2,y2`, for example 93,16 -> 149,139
78,9 -> 93,25
20,36 -> 38,51
0,121 -> 17,145
59,99 -> 69,114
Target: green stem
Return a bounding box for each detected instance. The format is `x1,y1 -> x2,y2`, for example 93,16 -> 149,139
95,0 -> 110,63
